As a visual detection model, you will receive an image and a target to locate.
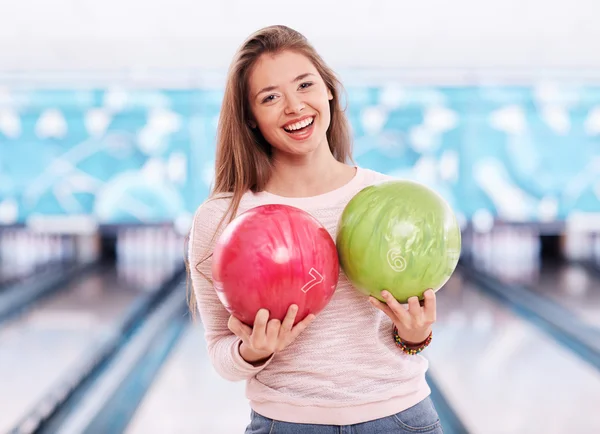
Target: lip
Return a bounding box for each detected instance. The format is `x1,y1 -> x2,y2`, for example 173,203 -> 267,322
283,118 -> 315,141
282,115 -> 315,129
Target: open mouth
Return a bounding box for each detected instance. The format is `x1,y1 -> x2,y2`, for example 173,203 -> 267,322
283,116 -> 315,134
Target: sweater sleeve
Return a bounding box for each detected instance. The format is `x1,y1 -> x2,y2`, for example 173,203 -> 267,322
188,198 -> 275,382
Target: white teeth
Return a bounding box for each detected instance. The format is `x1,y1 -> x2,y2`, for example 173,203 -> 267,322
284,117 -> 314,132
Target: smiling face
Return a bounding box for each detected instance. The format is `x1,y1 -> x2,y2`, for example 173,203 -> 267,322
247,50 -> 334,159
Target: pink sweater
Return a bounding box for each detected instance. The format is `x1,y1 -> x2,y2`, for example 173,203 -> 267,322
188,167 -> 431,425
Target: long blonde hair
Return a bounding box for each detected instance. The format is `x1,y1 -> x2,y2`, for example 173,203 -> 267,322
186,25 -> 353,317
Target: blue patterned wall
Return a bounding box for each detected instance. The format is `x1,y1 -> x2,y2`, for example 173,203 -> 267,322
0,84 -> 598,228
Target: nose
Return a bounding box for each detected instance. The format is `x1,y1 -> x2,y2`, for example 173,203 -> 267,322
284,93 -> 305,115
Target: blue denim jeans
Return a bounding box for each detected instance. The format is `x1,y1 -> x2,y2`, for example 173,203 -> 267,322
244,396 -> 443,434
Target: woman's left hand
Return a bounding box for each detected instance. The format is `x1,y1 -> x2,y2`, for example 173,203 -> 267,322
369,289 -> 436,345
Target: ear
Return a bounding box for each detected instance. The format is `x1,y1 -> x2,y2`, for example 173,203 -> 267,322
247,119 -> 257,129
327,88 -> 333,100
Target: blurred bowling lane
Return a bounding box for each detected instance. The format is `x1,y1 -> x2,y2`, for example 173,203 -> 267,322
475,258 -> 600,332
519,261 -> 600,331
0,262 -> 48,290
126,271 -> 600,434
469,228 -> 600,333
426,271 -> 600,434
0,260 -> 178,433
125,323 -> 249,434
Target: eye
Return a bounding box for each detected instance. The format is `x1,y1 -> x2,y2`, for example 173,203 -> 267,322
299,82 -> 314,90
261,94 -> 277,104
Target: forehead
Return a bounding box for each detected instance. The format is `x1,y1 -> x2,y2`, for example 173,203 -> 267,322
248,51 -> 320,91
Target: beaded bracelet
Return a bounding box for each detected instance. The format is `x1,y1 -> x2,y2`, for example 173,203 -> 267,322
393,326 -> 433,355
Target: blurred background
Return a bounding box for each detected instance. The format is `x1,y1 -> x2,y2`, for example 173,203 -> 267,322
1,1 -> 599,433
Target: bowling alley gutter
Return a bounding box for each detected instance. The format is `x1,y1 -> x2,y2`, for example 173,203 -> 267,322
458,262 -> 600,373
580,259 -> 600,279
9,265 -> 187,434
0,261 -> 100,327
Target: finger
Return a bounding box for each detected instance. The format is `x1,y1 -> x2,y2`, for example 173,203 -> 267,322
228,315 -> 252,341
380,291 -> 411,324
407,296 -> 422,319
266,318 -> 281,345
369,296 -> 396,319
251,309 -> 270,346
290,313 -> 316,339
423,289 -> 437,323
280,304 -> 298,335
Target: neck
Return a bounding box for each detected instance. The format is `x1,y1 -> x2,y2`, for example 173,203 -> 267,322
266,142 -> 353,198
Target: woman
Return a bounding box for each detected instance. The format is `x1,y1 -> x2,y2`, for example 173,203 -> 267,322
188,25 -> 442,433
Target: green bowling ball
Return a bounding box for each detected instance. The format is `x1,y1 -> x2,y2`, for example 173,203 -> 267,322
336,180 -> 461,303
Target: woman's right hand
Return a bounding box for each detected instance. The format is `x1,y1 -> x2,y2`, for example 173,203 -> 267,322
227,304 -> 316,365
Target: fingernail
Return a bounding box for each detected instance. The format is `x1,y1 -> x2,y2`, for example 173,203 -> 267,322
381,290 -> 389,297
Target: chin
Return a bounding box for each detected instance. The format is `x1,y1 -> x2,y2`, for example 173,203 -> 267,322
281,135 -> 325,157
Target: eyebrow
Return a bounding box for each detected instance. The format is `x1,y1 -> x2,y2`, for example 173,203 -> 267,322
255,73 -> 316,99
